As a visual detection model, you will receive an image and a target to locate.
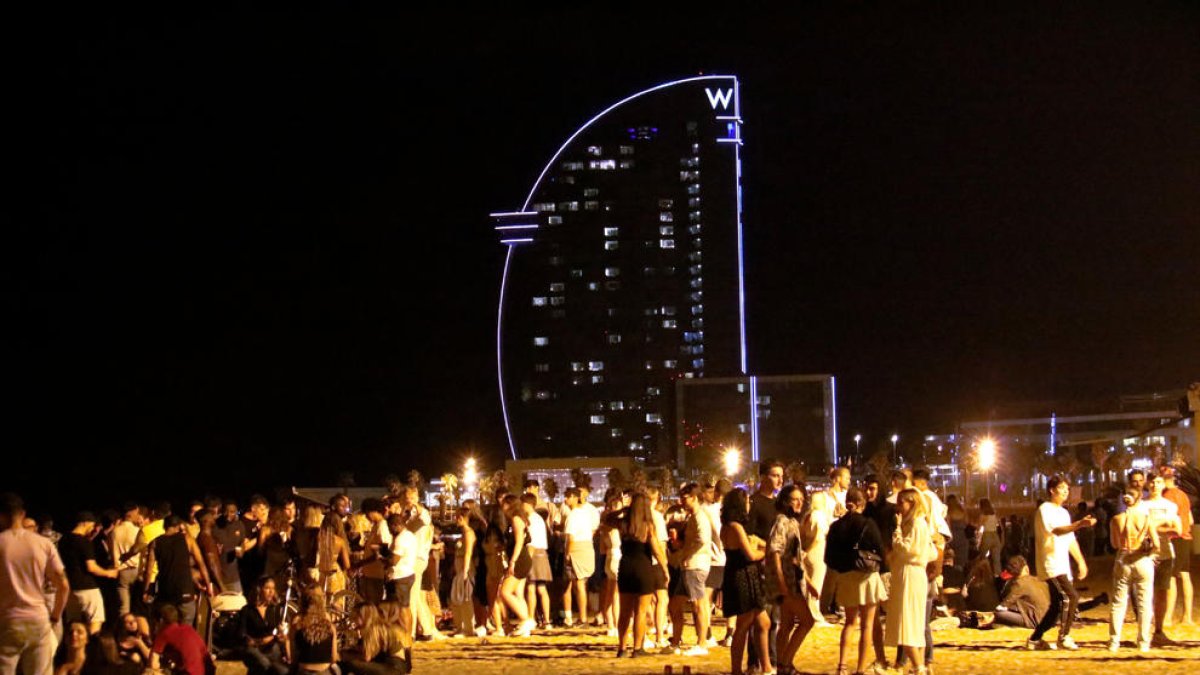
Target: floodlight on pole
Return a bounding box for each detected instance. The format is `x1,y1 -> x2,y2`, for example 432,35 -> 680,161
978,438 -> 997,471
463,457 -> 478,486
723,447 -> 741,477
891,434 -> 899,464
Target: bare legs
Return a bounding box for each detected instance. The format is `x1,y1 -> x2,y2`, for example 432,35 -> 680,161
562,578 -> 588,625
730,609 -> 772,675
837,604 -> 877,674
1165,571 -> 1195,627
779,596 -> 815,671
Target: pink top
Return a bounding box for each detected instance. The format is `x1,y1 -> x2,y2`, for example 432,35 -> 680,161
0,528 -> 65,622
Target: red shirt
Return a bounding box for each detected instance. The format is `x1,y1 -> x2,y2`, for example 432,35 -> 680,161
153,623 -> 210,675
1164,487 -> 1194,540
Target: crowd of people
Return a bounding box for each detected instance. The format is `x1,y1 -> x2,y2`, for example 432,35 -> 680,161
0,461 -> 1194,675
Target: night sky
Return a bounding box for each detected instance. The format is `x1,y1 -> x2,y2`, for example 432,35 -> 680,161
9,5 -> 1199,518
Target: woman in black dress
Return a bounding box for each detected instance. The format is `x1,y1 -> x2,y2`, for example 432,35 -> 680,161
721,489 -> 771,675
615,493 -> 668,657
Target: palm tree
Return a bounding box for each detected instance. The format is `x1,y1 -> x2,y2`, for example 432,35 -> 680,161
441,473 -> 460,507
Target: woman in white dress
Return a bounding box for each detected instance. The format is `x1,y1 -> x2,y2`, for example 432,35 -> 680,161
801,491 -> 833,626
885,488 -> 934,674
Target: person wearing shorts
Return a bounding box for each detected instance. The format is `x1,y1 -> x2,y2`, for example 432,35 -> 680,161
1162,465 -> 1194,627
60,512 -> 118,633
561,488 -> 597,627
521,495 -> 553,627
669,484 -> 712,656
1142,473 -> 1182,645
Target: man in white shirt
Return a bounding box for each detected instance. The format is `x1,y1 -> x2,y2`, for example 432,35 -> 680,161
560,488 -> 596,627
827,466 -> 850,519
385,513 -> 417,633
1027,475 -> 1096,651
1,493 -> 70,675
1142,473 -> 1182,645
109,503 -> 143,617
402,487 -> 444,640
521,494 -> 553,627
670,483 -> 712,656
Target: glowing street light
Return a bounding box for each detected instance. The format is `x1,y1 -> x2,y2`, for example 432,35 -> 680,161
463,457 -> 478,487
978,438 -> 997,500
891,434 -> 899,464
853,434 -> 862,460
978,438 -> 997,471
723,447 -> 741,477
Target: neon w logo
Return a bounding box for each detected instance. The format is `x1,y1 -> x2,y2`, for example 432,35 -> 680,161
705,87 -> 733,110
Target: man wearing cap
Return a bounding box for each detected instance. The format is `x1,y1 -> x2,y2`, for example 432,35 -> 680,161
59,512 -> 118,634
1160,466 -> 1194,627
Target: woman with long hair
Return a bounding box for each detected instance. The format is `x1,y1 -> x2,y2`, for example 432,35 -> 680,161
260,507 -> 296,590
80,630 -> 140,675
55,622 -> 89,675
238,577 -> 288,675
977,499 -> 1003,577
721,489 -> 772,675
449,505 -> 485,637
598,494 -> 624,637
294,505 -> 325,584
885,488 -> 935,674
770,485 -> 817,674
802,491 -> 834,627
316,512 -> 351,607
342,603 -> 412,675
288,587 -> 338,674
115,613 -> 151,664
615,492 -> 668,657
495,494 -> 535,637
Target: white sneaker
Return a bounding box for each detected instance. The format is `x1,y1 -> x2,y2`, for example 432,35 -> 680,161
643,638 -> 656,650
473,626 -> 488,638
513,619 -> 535,638
1107,639 -> 1119,653
1139,643 -> 1151,653
1057,636 -> 1078,651
705,637 -> 718,648
606,627 -> 618,638
682,645 -> 709,656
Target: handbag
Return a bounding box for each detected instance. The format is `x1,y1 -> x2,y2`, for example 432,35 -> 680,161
853,524 -> 882,573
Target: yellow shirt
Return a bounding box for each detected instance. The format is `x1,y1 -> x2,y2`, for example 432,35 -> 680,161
137,519 -> 165,582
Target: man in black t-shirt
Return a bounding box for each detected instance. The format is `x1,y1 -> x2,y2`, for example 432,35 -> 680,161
59,511 -> 118,633
746,460 -> 784,667
215,502 -> 248,596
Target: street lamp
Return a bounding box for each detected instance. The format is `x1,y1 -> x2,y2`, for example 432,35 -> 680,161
891,434 -> 899,465
978,438 -> 997,500
463,457 -> 478,493
853,434 -> 862,462
723,447 -> 741,478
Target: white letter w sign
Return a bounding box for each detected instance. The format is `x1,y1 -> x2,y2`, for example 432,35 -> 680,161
705,88 -> 733,110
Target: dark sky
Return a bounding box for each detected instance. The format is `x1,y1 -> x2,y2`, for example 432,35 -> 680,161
9,4 -> 1199,515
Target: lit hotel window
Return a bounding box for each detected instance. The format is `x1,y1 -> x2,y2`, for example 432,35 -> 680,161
588,282 -> 599,291
688,224 -> 701,235
659,212 -> 673,222
558,201 -> 579,211
692,359 -> 705,369
644,361 -> 655,370
532,296 -> 547,306
688,197 -> 701,207
661,306 -> 676,315
589,160 -> 616,170
535,391 -> 550,400
689,211 -> 702,222
571,362 -> 584,372
662,319 -> 677,329
534,202 -> 556,211
604,227 -> 619,237
587,145 -> 603,156
584,188 -> 600,197
534,363 -> 549,372
549,282 -> 565,292
688,251 -> 702,262
689,292 -> 702,302
691,304 -> 704,315
647,386 -> 661,396
663,359 -> 678,368
659,225 -> 674,236
689,278 -> 703,289
607,334 -> 621,344
604,267 -> 620,277
658,199 -> 674,208
686,184 -> 700,195
609,401 -> 625,410
619,145 -> 634,155
646,413 -> 662,424
604,241 -> 618,251
611,428 -> 622,437
584,201 -> 599,210
689,265 -> 702,275
588,361 -> 604,371
561,162 -> 583,171
570,269 -> 583,278
660,239 -> 675,249
590,415 -> 605,424
533,337 -> 549,346
591,375 -> 604,384
738,424 -> 749,433
548,215 -> 563,225
619,160 -> 634,169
